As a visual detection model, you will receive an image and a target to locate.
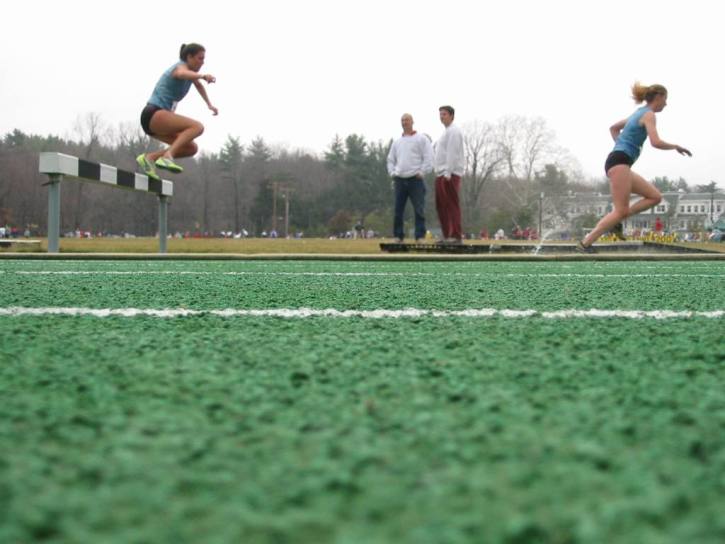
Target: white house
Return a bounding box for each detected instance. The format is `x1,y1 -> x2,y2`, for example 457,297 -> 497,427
560,190 -> 725,232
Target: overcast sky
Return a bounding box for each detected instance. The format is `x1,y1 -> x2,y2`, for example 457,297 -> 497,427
2,0 -> 722,186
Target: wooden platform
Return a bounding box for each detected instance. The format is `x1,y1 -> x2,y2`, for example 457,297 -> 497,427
379,241 -> 719,255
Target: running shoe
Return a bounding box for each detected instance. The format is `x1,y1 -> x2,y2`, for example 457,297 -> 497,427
136,154 -> 161,181
155,157 -> 184,173
575,241 -> 596,254
611,222 -> 626,241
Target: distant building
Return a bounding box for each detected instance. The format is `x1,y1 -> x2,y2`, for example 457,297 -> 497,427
558,190 -> 725,232
559,193 -> 611,219
670,192 -> 725,230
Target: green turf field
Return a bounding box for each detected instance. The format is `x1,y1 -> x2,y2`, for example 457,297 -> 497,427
1,259 -> 724,543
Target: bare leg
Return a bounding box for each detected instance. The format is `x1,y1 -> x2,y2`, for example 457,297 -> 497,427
147,110 -> 204,161
582,165 -> 632,246
146,137 -> 198,162
627,172 -> 662,215
583,167 -> 661,246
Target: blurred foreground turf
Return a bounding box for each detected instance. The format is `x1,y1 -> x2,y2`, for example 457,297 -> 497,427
1,260 -> 723,543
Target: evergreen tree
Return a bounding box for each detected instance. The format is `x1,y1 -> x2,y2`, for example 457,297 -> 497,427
323,135 -> 345,170
219,136 -> 245,231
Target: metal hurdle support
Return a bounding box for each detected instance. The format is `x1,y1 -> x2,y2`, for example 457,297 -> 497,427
39,152 -> 174,254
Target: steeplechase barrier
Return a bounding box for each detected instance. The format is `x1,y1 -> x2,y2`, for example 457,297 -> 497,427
39,152 -> 173,253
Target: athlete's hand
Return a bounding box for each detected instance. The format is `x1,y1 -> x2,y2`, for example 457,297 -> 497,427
209,105 -> 219,116
202,74 -> 216,84
676,145 -> 691,157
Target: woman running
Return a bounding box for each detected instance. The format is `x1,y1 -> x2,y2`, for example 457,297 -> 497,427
137,43 -> 218,181
577,83 -> 691,252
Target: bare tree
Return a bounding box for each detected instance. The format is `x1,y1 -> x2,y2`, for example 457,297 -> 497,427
112,121 -> 151,158
497,116 -> 552,181
0,155 -> 13,208
197,152 -> 222,233
73,112 -> 109,157
0,150 -> 46,232
496,115 -> 571,208
462,120 -> 505,227
71,112 -> 110,229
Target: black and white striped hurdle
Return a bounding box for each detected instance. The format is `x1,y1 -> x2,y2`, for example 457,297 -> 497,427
39,152 -> 174,253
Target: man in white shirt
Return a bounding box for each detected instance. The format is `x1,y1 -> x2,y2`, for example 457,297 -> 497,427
387,113 -> 434,242
434,105 -> 465,243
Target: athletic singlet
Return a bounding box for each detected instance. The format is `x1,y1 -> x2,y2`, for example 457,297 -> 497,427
612,105 -> 651,163
148,62 -> 193,111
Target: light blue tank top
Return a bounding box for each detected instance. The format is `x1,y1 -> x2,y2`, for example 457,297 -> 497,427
148,62 -> 193,111
612,106 -> 651,162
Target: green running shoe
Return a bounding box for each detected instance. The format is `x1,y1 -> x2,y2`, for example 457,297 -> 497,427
136,154 -> 161,181
155,156 -> 184,173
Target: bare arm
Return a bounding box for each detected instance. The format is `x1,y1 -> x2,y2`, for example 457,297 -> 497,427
193,80 -> 218,115
642,112 -> 691,156
172,64 -> 216,83
609,119 -> 627,142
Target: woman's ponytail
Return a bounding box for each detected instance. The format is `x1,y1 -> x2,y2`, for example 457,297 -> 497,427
631,82 -> 667,104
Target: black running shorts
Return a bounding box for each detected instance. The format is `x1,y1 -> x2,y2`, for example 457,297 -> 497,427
604,151 -> 633,175
140,104 -> 164,136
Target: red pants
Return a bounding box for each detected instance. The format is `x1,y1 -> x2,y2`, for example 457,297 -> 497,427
435,174 -> 462,239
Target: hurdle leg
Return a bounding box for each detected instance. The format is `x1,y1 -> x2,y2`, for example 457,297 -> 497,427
158,195 -> 169,254
47,174 -> 62,253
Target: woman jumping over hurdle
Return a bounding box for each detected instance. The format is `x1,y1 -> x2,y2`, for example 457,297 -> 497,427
136,43 -> 218,181
577,82 -> 691,253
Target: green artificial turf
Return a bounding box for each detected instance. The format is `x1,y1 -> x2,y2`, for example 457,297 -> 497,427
0,260 -> 724,543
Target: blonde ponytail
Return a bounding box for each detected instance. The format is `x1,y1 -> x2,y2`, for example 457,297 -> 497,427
631,82 -> 667,104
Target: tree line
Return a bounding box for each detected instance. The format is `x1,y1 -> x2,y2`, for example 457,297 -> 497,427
0,113 -> 698,238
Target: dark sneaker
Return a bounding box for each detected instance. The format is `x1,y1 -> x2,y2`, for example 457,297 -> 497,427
611,222 -> 626,241
575,241 -> 596,254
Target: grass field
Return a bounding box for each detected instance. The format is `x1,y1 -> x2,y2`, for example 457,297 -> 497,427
1,259 -> 724,543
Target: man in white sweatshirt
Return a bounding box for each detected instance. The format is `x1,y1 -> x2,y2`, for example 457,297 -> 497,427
434,105 -> 465,243
386,113 -> 434,242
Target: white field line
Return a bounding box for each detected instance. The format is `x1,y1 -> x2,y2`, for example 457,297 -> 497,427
2,271 -> 724,278
4,261 -> 719,270
0,307 -> 722,319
